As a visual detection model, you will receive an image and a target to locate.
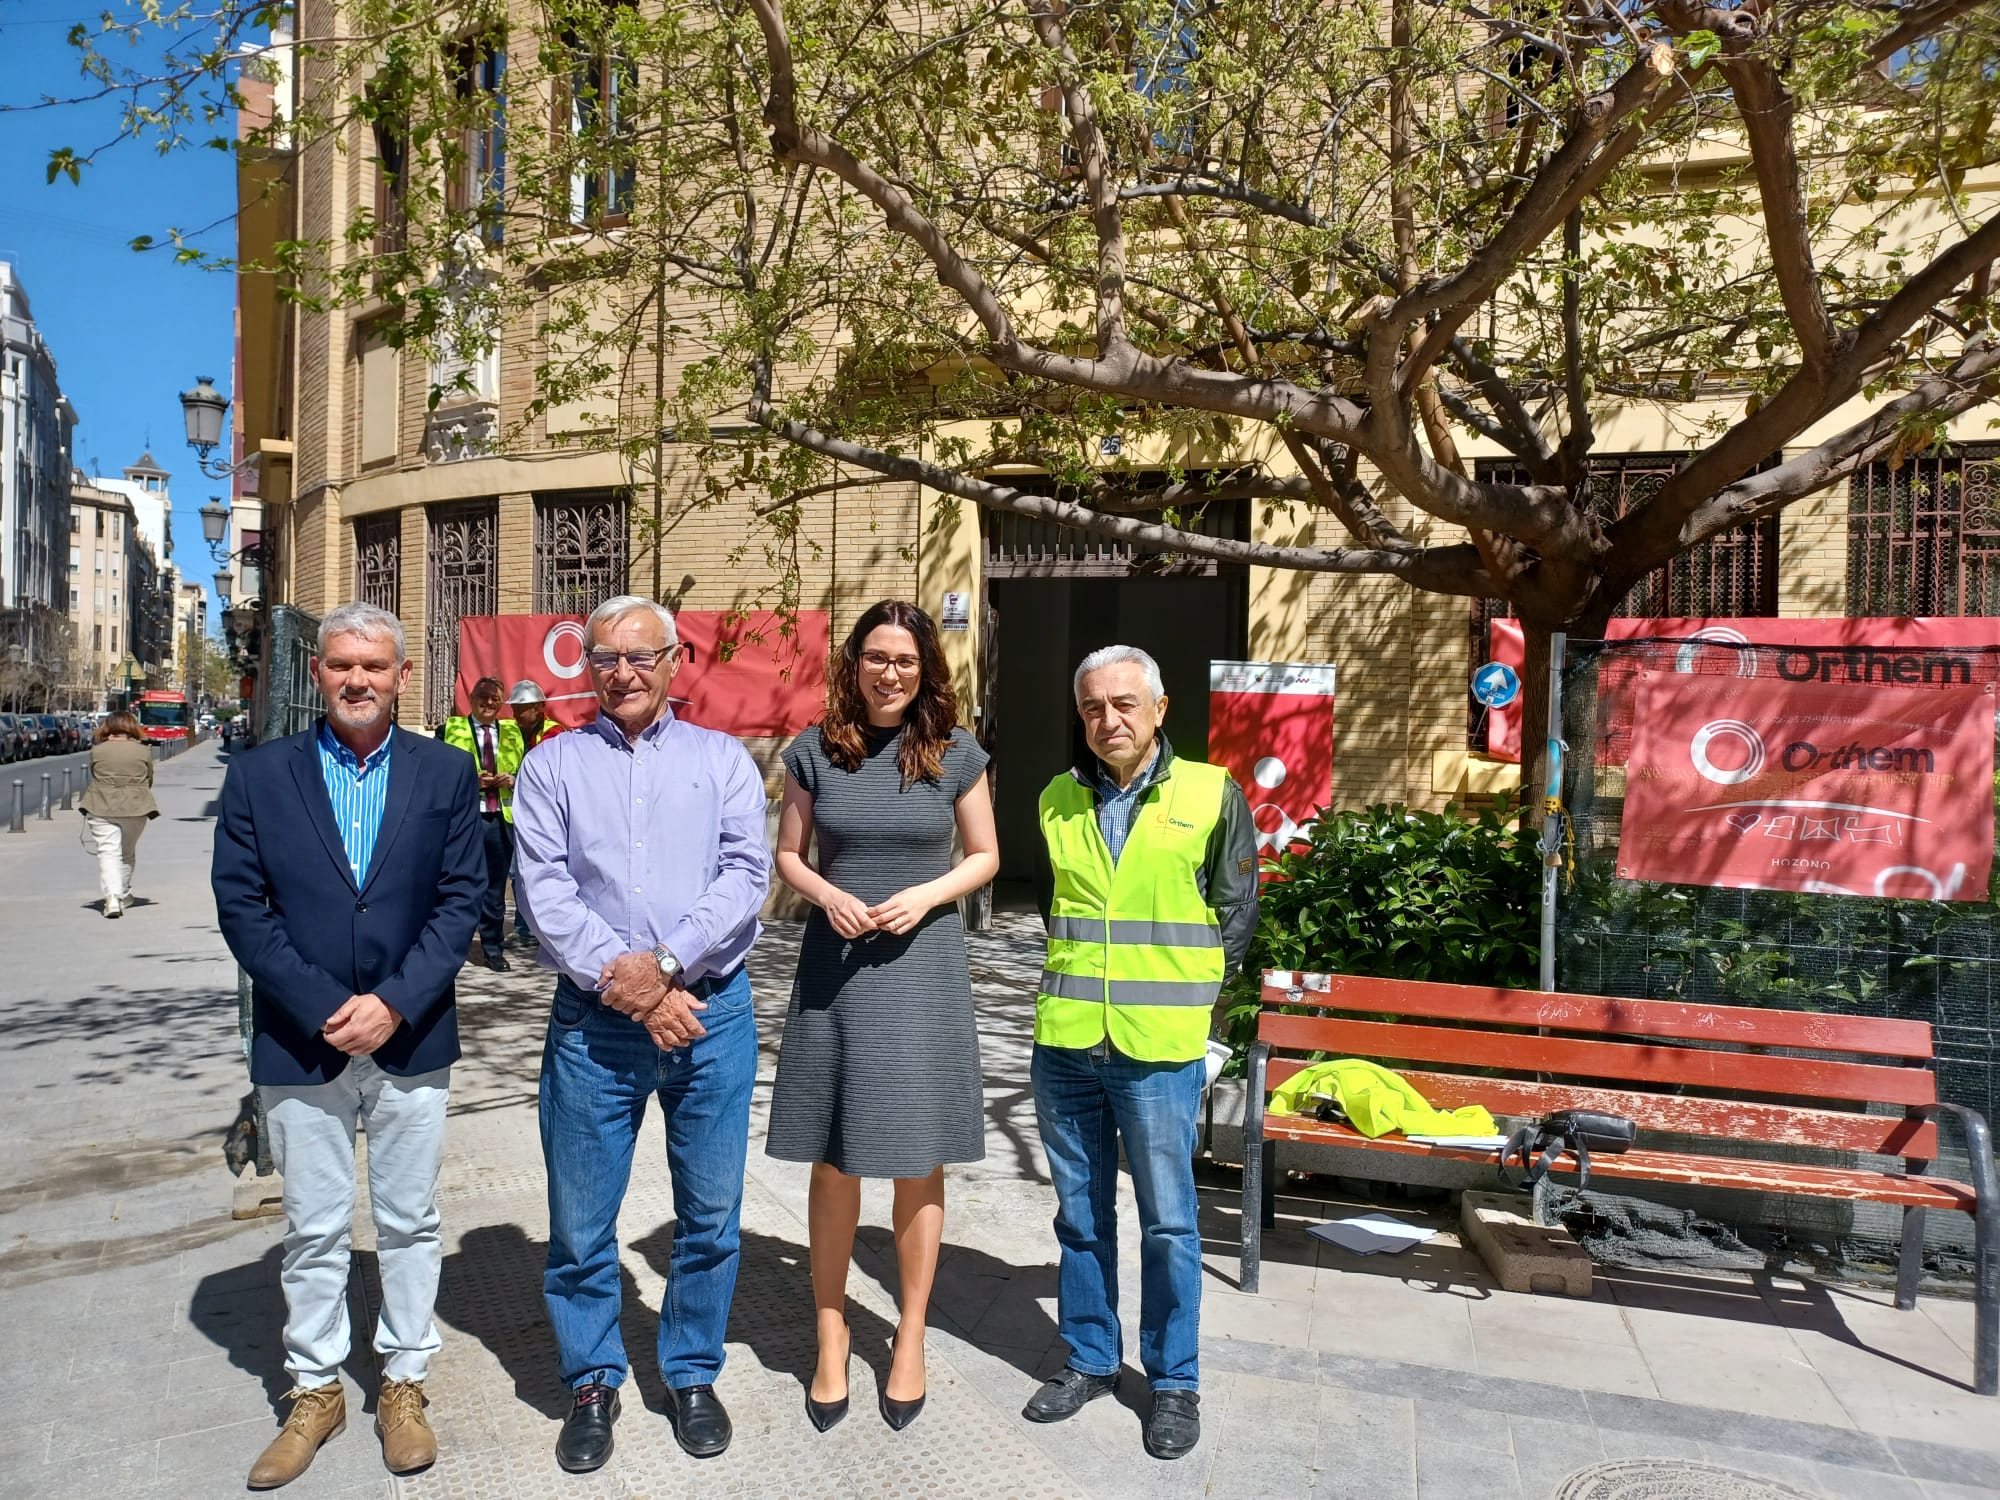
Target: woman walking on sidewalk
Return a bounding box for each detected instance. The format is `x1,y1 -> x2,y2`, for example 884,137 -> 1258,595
767,600 -> 999,1434
78,711 -> 157,917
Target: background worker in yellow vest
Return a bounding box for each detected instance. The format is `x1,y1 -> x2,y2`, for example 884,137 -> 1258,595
1022,645 -> 1258,1461
504,681 -> 563,948
442,677 -> 523,971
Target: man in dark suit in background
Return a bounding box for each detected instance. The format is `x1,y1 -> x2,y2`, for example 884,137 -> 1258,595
213,601 -> 484,1490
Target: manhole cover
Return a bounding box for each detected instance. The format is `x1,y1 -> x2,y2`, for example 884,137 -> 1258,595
1555,1460 -> 1823,1500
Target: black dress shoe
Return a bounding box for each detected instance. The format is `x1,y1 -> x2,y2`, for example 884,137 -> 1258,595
485,953 -> 511,972
555,1383 -> 619,1473
663,1384 -> 731,1458
805,1389 -> 848,1432
1143,1390 -> 1200,1460
1022,1367 -> 1118,1423
879,1386 -> 925,1431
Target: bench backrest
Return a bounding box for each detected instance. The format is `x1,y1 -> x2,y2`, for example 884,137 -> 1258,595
1256,971 -> 1940,1161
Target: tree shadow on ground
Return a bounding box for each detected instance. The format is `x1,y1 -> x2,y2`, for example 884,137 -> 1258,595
188,1243 -> 386,1415
433,1222 -> 658,1419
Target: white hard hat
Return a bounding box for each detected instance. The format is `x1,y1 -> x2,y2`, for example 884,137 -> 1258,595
506,680 -> 547,706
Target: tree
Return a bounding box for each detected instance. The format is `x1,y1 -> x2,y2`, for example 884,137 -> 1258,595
29,0 -> 1999,793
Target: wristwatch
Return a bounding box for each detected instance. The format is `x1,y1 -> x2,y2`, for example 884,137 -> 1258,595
651,944 -> 684,986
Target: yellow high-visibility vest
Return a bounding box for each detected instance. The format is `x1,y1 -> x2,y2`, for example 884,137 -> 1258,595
1035,759 -> 1230,1063
442,715 -> 524,822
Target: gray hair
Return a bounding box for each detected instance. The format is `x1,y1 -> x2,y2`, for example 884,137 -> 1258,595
1073,644 -> 1164,704
317,601 -> 406,662
584,593 -> 680,650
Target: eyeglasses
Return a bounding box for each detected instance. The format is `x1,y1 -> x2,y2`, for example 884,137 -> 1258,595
859,650 -> 921,675
586,648 -> 665,674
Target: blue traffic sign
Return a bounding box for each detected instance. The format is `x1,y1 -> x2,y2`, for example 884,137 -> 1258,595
1471,661 -> 1521,708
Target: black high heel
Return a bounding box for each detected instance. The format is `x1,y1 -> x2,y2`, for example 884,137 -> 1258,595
880,1333 -> 926,1431
807,1328 -> 850,1433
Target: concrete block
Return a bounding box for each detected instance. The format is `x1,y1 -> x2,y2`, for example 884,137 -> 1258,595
1461,1190 -> 1592,1297
231,1172 -> 284,1221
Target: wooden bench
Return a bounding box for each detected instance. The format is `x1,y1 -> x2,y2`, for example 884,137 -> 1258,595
1240,970 -> 2000,1395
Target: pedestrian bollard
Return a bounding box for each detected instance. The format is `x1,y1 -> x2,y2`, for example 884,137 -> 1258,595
38,773 -> 50,820
59,768 -> 72,810
8,781 -> 21,834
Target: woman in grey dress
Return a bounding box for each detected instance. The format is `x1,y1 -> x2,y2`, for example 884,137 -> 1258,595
768,600 -> 998,1433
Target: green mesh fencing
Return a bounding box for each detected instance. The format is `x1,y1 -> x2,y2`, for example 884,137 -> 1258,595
1548,635 -> 2000,1278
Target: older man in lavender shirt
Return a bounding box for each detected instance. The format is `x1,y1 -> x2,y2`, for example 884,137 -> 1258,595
513,594 -> 771,1472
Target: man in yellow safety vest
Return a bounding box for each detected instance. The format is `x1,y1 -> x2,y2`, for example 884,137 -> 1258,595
1022,645 -> 1258,1461
441,676 -> 524,970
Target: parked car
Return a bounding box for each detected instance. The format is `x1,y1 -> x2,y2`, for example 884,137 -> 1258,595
35,715 -> 71,754
0,715 -> 23,763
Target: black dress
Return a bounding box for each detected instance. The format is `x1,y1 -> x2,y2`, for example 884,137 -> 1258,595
766,723 -> 990,1177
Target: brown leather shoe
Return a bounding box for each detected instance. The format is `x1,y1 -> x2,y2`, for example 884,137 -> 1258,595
248,1383 -> 347,1489
376,1377 -> 437,1474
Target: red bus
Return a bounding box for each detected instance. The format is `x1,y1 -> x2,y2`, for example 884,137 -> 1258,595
135,690 -> 191,744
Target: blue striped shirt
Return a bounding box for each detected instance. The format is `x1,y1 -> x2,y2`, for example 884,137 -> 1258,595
318,721 -> 394,886
1093,745 -> 1160,865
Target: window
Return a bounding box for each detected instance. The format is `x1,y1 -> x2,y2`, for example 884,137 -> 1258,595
355,514 -> 400,614
95,510 -> 104,537
93,624 -> 102,651
1847,446 -> 2000,616
69,546 -> 78,571
448,39 -> 507,244
110,625 -> 116,652
372,119 -> 409,258
112,515 -> 120,539
560,30 -> 635,227
69,587 -> 77,610
70,510 -> 79,534
533,491 -> 628,613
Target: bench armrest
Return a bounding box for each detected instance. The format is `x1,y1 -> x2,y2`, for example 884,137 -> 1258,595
1920,1102 -> 1998,1209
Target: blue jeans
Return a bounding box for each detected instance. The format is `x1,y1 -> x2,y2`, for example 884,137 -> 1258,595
1031,1041 -> 1204,1391
540,967 -> 757,1391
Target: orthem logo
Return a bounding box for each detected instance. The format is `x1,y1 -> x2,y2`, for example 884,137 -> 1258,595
544,620 -> 588,679
1689,720 -> 1765,785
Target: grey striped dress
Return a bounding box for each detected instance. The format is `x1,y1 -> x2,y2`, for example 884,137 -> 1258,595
765,723 -> 990,1177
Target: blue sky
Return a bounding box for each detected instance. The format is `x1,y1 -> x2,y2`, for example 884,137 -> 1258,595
0,0 -> 239,627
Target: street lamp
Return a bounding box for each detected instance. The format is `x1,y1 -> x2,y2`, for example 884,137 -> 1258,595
199,497 -> 230,552
179,375 -> 256,480
214,571 -> 234,606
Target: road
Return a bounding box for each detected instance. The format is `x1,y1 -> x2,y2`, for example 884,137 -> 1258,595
0,733 -> 212,822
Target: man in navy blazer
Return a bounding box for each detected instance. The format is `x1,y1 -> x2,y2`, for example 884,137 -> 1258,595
213,601 -> 483,1490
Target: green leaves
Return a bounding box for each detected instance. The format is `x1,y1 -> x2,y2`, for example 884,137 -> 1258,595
1681,30 -> 1721,70
1217,799 -> 1541,1067
45,147 -> 83,186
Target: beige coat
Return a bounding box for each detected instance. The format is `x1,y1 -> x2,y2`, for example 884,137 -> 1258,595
79,736 -> 158,820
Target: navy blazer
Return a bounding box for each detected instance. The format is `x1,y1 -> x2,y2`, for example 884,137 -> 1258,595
213,722 -> 486,1086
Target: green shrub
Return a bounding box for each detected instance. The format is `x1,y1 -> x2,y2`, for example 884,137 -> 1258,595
1219,799 -> 1541,1067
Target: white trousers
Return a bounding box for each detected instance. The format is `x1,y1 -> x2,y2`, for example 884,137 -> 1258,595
79,814 -> 144,902
260,1056 -> 450,1387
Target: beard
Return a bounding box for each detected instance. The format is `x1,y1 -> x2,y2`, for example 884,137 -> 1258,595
329,691 -> 388,730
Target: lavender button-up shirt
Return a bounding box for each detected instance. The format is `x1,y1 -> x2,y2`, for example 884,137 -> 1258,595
513,708 -> 771,990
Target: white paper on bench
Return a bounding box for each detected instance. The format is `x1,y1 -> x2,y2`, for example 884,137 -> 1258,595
1305,1213 -> 1439,1256
1401,1133 -> 1509,1150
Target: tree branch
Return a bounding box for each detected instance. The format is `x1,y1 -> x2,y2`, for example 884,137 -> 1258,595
747,374 -> 1491,591
1616,336 -> 2000,579
1025,0 -> 1130,353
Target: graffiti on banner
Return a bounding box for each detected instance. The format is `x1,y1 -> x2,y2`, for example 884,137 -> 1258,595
1485,617 -> 2000,765
1616,671 -> 1996,900
456,611 -> 829,737
1208,660 -> 1337,855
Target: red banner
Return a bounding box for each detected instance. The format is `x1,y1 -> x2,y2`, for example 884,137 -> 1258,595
1487,616 -> 2000,763
454,611 -> 829,738
1207,661 -> 1337,853
1616,671 -> 1995,899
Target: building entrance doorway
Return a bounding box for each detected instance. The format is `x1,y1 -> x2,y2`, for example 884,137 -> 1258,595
980,499 -> 1250,911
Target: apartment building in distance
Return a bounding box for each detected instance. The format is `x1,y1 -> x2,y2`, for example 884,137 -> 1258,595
64,472 -> 140,707
0,260 -> 81,707
234,8 -> 2000,883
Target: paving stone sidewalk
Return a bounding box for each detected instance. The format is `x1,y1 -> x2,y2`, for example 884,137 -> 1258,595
1,742 -> 1998,1499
